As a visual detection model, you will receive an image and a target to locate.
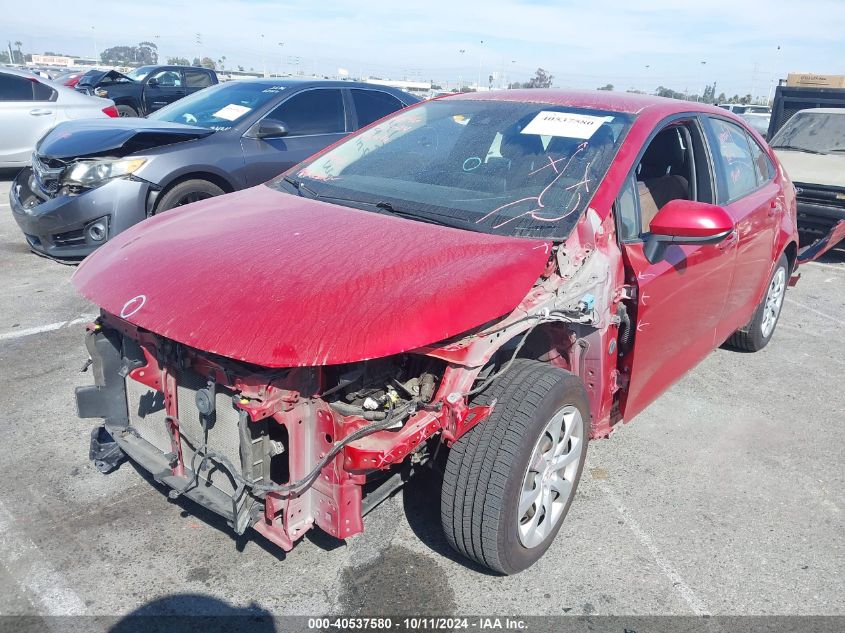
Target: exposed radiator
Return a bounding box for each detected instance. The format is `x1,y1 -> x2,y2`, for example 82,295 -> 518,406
124,372 -> 261,498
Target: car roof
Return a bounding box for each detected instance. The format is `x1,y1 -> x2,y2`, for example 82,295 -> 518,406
226,78 -> 411,91
0,65 -> 46,79
796,107 -> 845,115
443,88 -> 730,117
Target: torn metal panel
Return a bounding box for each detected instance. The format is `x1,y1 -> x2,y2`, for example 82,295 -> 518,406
797,219 -> 845,263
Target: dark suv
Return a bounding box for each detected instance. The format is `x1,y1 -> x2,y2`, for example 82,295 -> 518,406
77,65 -> 218,117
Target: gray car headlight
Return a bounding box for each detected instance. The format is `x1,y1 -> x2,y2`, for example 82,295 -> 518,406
62,158 -> 147,188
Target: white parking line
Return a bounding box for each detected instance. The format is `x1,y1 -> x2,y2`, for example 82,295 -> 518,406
0,315 -> 96,342
806,261 -> 845,272
0,499 -> 86,615
785,298 -> 843,326
596,480 -> 710,616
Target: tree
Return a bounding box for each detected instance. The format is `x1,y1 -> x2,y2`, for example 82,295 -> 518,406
656,85 -> 686,100
199,57 -> 216,70
702,82 -> 717,104
527,68 -> 553,89
0,51 -> 9,64
717,92 -> 727,103
597,83 -> 614,91
192,57 -> 201,67
101,45 -> 138,65
167,56 -> 190,65
237,65 -> 244,72
740,94 -> 752,104
136,41 -> 158,65
11,40 -> 24,64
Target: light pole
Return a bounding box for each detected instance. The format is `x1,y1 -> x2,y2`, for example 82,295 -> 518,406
699,60 -> 707,102
195,33 -> 202,66
477,40 -> 484,90
458,49 -> 466,91
91,26 -> 98,65
154,34 -> 160,64
278,42 -> 284,76
260,34 -> 266,77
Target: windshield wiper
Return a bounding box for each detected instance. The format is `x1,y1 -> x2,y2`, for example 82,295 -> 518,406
372,201 -> 468,229
282,175 -> 319,198
772,145 -> 824,155
825,148 -> 845,153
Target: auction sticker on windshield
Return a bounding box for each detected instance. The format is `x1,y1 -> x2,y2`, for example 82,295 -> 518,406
521,111 -> 610,139
213,104 -> 252,121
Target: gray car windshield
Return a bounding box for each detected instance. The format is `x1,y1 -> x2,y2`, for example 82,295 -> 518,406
148,82 -> 286,130
270,99 -> 632,238
771,111 -> 845,154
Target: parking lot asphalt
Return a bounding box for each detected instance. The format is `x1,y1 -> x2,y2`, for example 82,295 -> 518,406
0,170 -> 843,619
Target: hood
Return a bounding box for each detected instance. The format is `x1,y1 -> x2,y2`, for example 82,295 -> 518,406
79,69 -> 133,87
774,150 -> 845,188
72,186 -> 551,367
36,119 -> 214,161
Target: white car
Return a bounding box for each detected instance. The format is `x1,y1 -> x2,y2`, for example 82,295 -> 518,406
0,67 -> 118,168
717,103 -> 772,138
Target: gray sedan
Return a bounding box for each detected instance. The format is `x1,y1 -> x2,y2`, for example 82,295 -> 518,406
10,79 -> 418,260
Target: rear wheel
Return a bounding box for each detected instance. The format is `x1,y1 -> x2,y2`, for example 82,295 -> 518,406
726,253 -> 788,352
116,104 -> 139,117
441,359 -> 589,574
155,179 -> 225,214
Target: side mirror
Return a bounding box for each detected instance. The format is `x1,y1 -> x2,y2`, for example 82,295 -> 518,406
146,77 -> 159,87
644,199 -> 735,263
249,119 -> 289,139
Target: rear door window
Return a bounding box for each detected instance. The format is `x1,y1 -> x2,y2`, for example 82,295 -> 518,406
185,70 -> 214,89
350,89 -> 405,128
266,89 -> 346,135
746,132 -> 776,185
0,74 -> 36,101
32,80 -> 57,101
704,117 -> 759,203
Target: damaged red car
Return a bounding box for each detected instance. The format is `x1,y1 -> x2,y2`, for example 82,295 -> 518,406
74,90 -> 815,574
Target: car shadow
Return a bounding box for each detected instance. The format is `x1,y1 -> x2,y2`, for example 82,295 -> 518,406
108,593 -> 277,633
399,466 -> 501,576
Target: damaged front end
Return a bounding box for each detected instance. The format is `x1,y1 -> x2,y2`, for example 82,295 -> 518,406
77,316 -> 484,548
76,230 -> 615,551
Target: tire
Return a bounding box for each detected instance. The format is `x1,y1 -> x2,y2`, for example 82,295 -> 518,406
155,179 -> 225,214
116,104 -> 139,118
441,359 -> 590,574
725,253 -> 788,352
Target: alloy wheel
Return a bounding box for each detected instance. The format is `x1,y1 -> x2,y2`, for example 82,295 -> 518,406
761,267 -> 786,338
517,405 -> 584,548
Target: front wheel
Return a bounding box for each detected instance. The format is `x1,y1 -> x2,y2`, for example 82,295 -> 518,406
154,179 -> 225,214
725,253 -> 788,352
115,104 -> 139,117
441,359 -> 590,574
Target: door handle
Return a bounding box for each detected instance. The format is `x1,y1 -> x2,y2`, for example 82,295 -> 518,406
29,109 -> 53,116
768,199 -> 781,217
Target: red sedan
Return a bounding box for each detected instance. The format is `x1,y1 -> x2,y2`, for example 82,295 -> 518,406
74,90 -> 820,574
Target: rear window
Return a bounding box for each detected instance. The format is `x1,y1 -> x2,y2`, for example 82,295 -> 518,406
186,70 -> 214,88
351,89 -> 405,128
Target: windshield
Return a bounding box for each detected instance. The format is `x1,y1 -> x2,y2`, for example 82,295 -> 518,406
771,111 -> 845,153
270,99 -> 633,238
148,81 -> 286,130
127,66 -> 155,81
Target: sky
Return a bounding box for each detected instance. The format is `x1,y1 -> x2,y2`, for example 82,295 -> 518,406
3,0 -> 845,98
